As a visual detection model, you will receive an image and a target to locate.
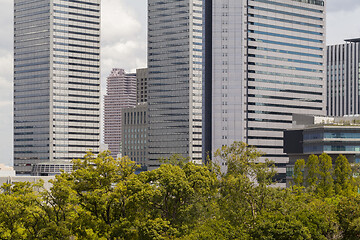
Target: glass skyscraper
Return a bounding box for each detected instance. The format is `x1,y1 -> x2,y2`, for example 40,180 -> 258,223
327,39 -> 360,117
147,0 -> 203,169
204,0 -> 326,183
14,0 -> 100,174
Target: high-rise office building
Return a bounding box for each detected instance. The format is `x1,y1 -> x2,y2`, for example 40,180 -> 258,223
14,0 -> 101,175
136,68 -> 148,104
147,0 -> 203,169
327,39 -> 360,117
104,69 -> 137,158
122,102 -> 148,167
122,68 -> 148,167
204,0 -> 326,181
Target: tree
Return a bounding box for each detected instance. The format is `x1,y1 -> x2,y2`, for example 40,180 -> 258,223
334,154 -> 355,196
44,151 -> 149,239
317,153 -> 334,197
3,146 -> 360,239
215,142 -> 278,236
140,161 -> 218,236
214,141 -> 263,177
305,154 -> 319,191
0,182 -> 47,239
337,195 -> 360,239
183,217 -> 247,240
293,159 -> 305,187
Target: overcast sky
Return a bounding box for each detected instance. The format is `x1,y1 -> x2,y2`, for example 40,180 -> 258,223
0,0 -> 359,166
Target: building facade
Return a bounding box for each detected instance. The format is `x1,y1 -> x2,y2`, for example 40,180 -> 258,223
14,0 -> 101,174
204,0 -> 326,181
136,68 -> 148,104
327,39 -> 360,117
148,0 -> 203,169
121,68 -> 148,167
284,114 -> 360,187
122,103 -> 148,167
103,69 -> 136,158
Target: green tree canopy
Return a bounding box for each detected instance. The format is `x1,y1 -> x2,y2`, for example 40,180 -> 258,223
1,143 -> 360,239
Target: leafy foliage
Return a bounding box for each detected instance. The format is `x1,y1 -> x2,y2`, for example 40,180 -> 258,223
1,142 -> 360,239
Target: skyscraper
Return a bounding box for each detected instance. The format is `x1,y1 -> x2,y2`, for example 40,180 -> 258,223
204,0 -> 326,181
122,68 -> 148,168
14,0 -> 101,174
103,69 -> 137,158
147,0 -> 203,169
122,102 -> 148,167
327,39 -> 360,117
136,68 -> 148,104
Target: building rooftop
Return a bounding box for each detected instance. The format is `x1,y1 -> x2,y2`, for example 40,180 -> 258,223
344,38 -> 360,43
291,114 -> 360,129
0,164 -> 16,177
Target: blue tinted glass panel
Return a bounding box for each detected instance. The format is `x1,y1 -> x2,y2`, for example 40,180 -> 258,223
304,144 -> 323,153
324,146 -> 360,152
324,132 -> 360,139
304,132 -> 323,140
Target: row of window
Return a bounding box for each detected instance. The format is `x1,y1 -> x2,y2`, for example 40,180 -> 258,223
248,78 -> 322,89
249,14 -> 323,28
304,132 -> 360,140
249,38 -> 323,51
248,101 -> 323,111
248,54 -> 322,66
249,62 -> 322,73
304,145 -> 360,153
251,0 -> 323,12
250,69 -> 323,81
249,21 -> 322,36
248,94 -> 322,103
249,46 -> 323,59
249,5 -> 322,21
248,85 -> 323,96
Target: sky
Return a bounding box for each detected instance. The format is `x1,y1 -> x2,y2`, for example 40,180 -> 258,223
0,0 -> 359,166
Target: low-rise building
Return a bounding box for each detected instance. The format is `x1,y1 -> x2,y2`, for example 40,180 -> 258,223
0,164 -> 16,177
0,176 -> 55,191
285,114 -> 360,187
31,161 -> 73,176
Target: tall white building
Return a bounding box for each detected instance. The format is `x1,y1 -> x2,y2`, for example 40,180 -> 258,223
14,0 -> 101,174
327,39 -> 360,117
147,0 -> 203,169
204,0 -> 326,182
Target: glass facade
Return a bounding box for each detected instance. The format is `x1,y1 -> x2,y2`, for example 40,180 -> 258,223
211,0 -> 326,179
147,0 -> 203,169
14,0 -> 100,174
304,131 -> 360,140
122,103 -> 148,167
327,41 -> 360,117
303,128 -> 360,154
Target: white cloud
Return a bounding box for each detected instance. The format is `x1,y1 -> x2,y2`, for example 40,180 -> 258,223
0,100 -> 12,166
326,5 -> 360,45
0,0 -> 13,166
327,0 -> 360,13
0,0 -> 12,50
0,50 -> 13,165
102,0 -> 143,46
101,0 -> 147,76
0,52 -> 13,88
102,40 -> 146,72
